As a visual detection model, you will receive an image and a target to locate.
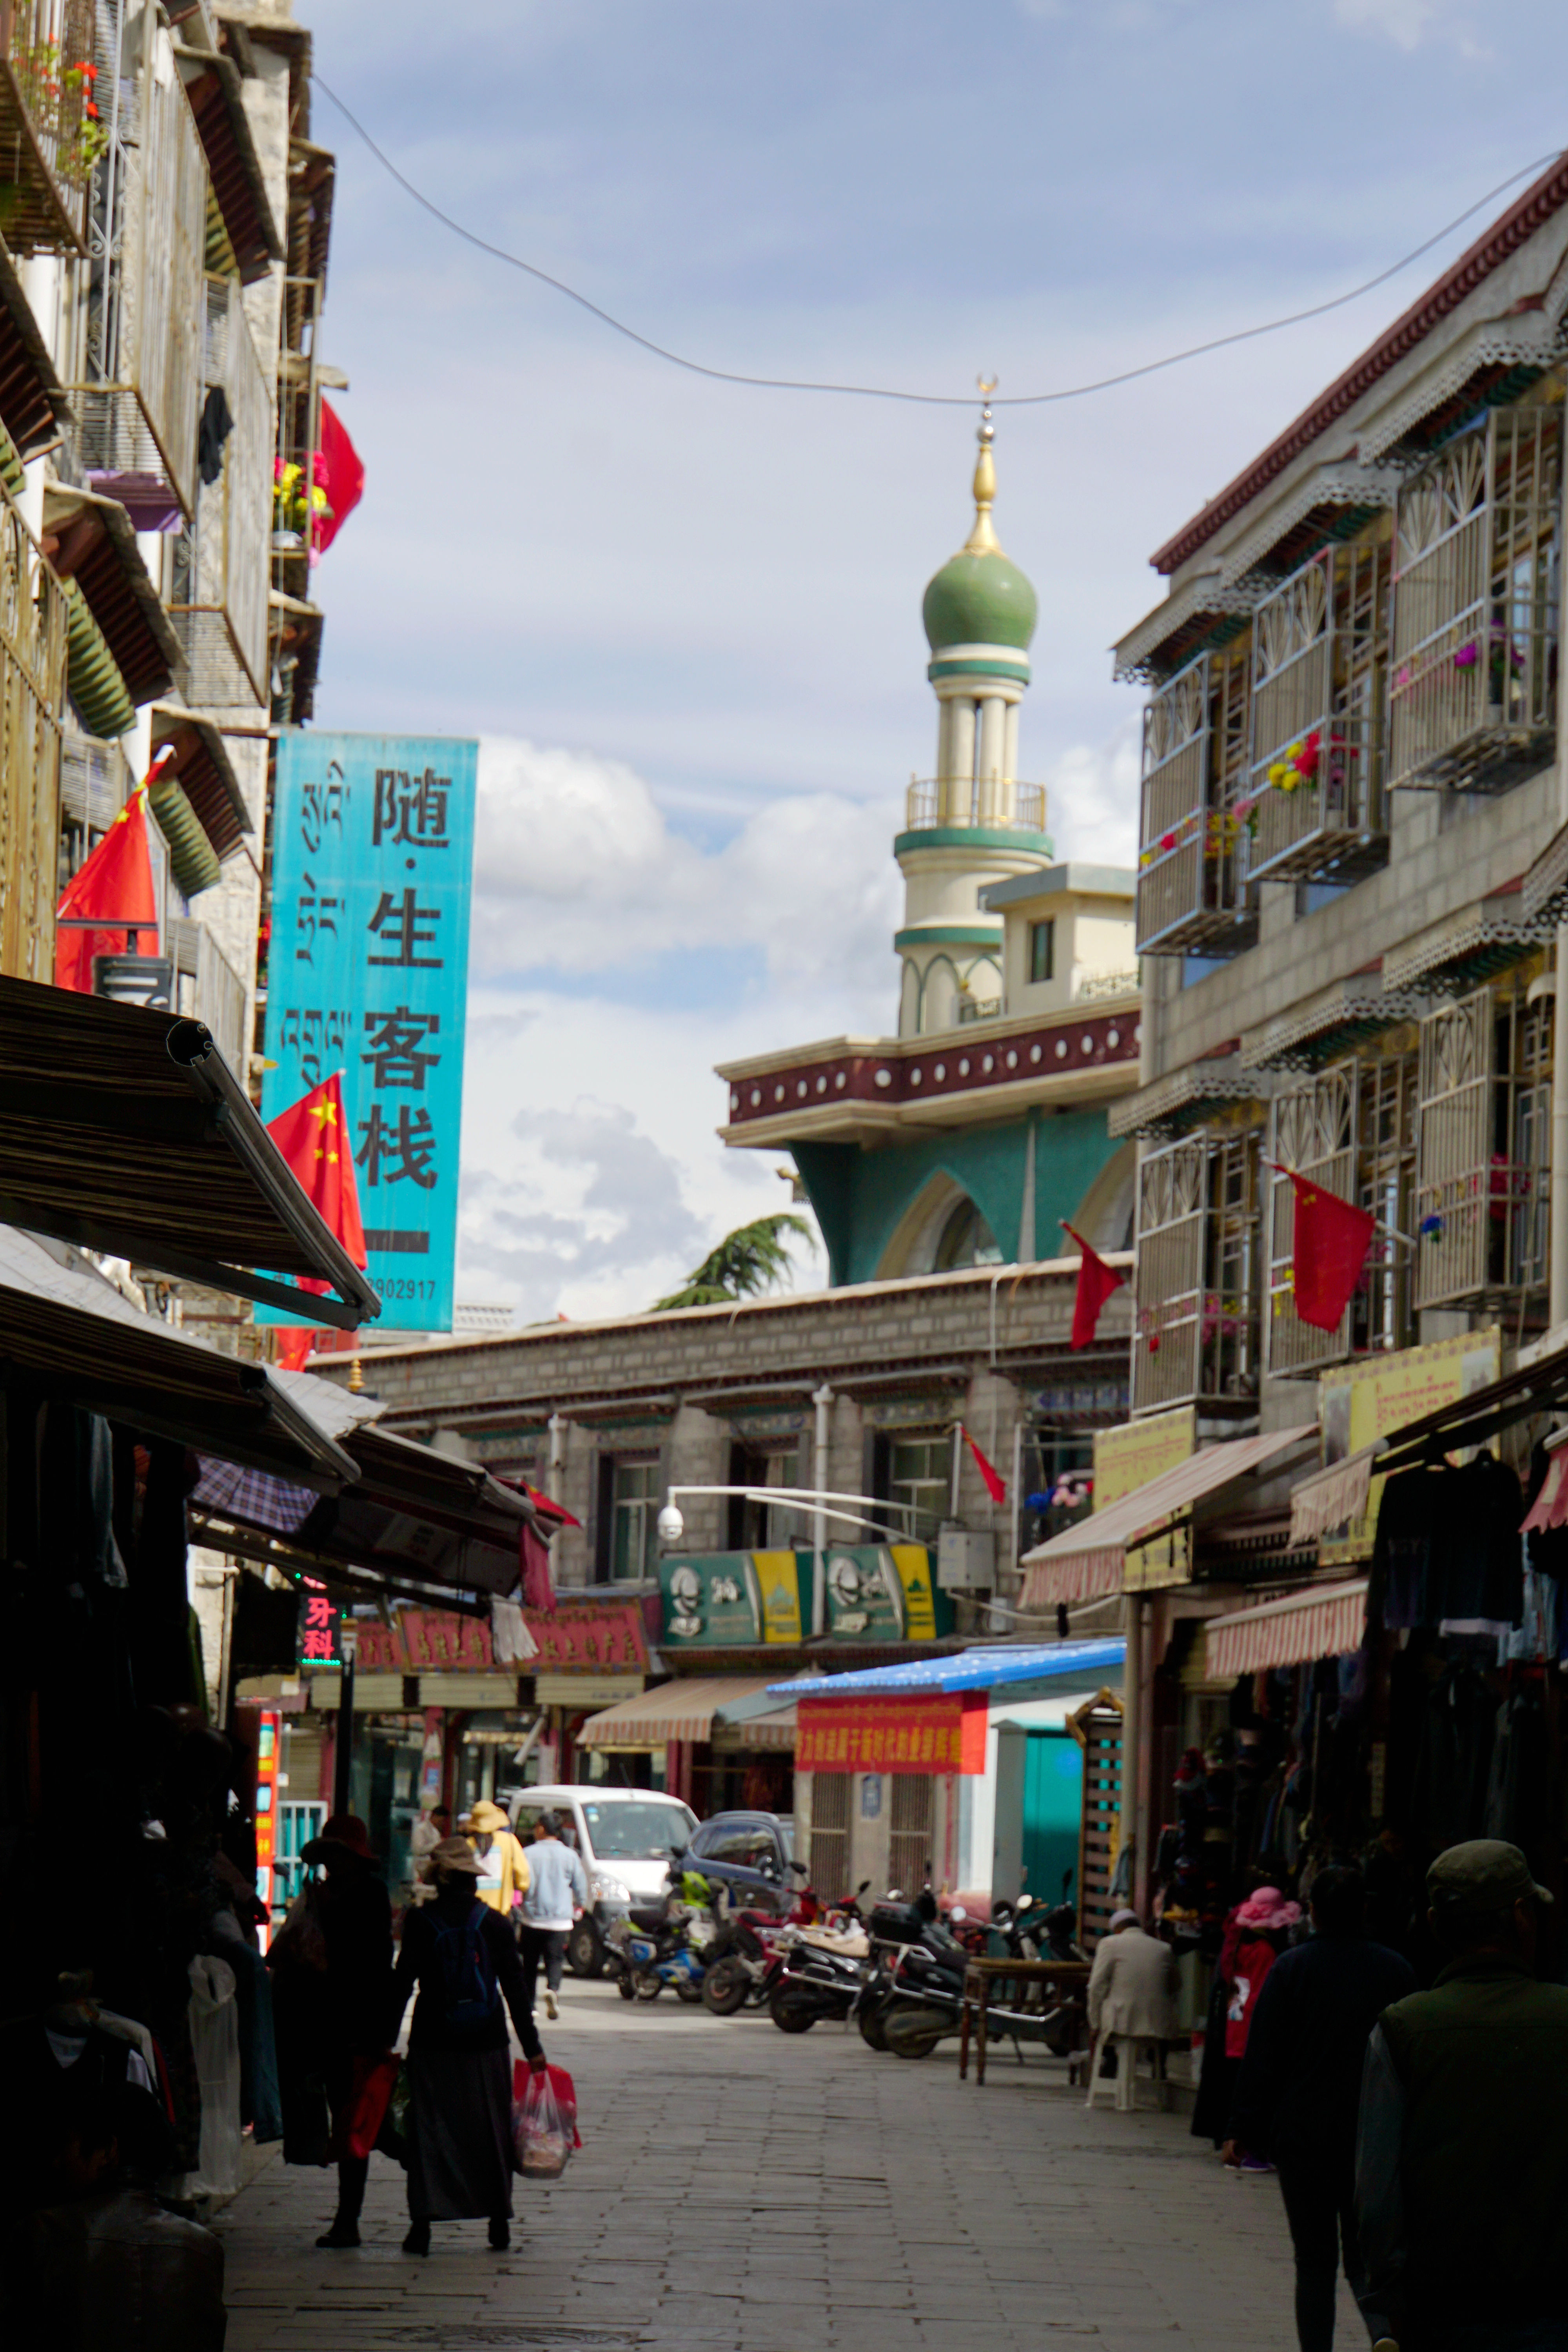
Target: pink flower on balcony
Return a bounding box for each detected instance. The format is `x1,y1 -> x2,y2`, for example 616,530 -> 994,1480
1453,641 -> 1480,670
1159,831 -> 1177,854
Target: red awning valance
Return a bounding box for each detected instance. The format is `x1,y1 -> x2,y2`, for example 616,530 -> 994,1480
1206,1580 -> 1368,1678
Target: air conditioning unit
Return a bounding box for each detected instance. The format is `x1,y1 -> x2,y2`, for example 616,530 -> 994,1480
936,1527 -> 995,1591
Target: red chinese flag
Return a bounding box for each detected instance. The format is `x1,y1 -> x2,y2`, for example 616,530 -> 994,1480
266,1073 -> 368,1302
54,779 -> 159,993
1288,1171 -> 1374,1332
313,399 -> 364,554
960,1424 -> 1007,1504
1062,1220 -> 1125,1349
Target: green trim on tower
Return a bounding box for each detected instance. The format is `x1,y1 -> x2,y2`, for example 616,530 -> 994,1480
894,826 -> 1053,858
927,656 -> 1031,684
893,924 -> 1001,949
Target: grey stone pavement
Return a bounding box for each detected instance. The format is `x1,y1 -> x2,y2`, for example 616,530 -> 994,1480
215,1979 -> 1359,2352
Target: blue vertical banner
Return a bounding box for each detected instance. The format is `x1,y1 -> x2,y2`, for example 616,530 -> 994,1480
260,731 -> 477,1332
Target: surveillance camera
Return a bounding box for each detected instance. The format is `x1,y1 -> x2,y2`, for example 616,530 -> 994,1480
656,1502 -> 684,1545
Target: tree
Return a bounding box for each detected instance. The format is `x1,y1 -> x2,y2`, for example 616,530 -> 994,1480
653,1212 -> 812,1311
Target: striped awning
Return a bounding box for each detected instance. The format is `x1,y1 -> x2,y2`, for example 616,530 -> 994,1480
1018,1425 -> 1318,1608
577,1677 -> 793,1751
1287,1444 -> 1382,1548
1205,1580 -> 1368,1678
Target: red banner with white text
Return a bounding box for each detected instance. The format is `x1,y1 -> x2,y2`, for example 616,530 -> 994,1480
796,1693 -> 987,1775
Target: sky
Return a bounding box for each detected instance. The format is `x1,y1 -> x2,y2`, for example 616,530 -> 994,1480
304,0 -> 1564,1322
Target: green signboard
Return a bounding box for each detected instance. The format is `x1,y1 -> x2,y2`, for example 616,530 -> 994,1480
659,1548 -> 950,1646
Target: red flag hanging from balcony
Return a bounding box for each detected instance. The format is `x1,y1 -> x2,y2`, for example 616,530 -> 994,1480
54,770 -> 161,994
1062,1220 -> 1125,1350
266,1072 -> 368,1296
312,399 -> 364,555
1270,1163 -> 1375,1332
960,1425 -> 1007,1505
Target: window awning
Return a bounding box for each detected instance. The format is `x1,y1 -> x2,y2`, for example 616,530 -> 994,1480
0,236 -> 68,460
1288,1445 -> 1383,1549
712,1695 -> 798,1751
43,484 -> 183,706
1018,1426 -> 1318,1609
1205,1581 -> 1368,1679
776,1637 -> 1127,1702
177,49 -> 285,283
0,975 -> 381,1328
190,1418 -> 537,1603
0,1225 -> 355,1488
151,710 -> 252,860
578,1677 -> 788,1750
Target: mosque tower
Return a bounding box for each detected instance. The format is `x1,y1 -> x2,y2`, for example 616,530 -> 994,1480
896,398 -> 1053,1036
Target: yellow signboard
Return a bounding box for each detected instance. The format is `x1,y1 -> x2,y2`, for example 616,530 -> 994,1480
890,1543 -> 938,1640
756,1550 -> 804,1643
1095,1405 -> 1195,1588
1318,1327 -> 1501,1566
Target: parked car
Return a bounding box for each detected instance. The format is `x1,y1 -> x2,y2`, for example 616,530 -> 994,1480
501,1785 -> 699,1976
675,1811 -> 804,1916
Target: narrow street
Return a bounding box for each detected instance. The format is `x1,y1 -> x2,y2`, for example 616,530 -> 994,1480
216,1982 -> 1352,2352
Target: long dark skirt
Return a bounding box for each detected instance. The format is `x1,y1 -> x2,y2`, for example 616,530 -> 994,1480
406,2047 -> 514,2220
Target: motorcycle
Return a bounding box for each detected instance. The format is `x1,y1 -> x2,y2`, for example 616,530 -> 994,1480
604,1880 -> 713,2004
699,1902 -> 792,2016
762,1885 -> 873,2031
856,1892 -> 968,2059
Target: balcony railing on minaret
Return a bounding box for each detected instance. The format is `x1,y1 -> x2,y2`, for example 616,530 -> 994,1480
905,776 -> 1046,831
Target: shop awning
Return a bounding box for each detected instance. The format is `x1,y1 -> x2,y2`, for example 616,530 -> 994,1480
190,1419 -> 536,1603
43,483 -> 183,706
1205,1581 -> 1369,1679
1288,1445 -> 1383,1548
1018,1425 -> 1318,1608
177,48 -> 285,282
0,1225 -> 355,1488
578,1677 -> 789,1750
150,710 -> 252,859
776,1636 -> 1126,1702
0,975 -> 381,1328
712,1696 -> 798,1751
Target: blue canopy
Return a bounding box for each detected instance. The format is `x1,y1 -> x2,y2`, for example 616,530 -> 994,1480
770,1637 -> 1125,1702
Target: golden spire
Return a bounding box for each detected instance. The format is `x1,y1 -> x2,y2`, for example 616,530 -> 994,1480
963,377 -> 1004,557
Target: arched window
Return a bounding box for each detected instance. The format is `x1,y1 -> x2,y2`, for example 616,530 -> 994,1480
933,1196 -> 1003,1270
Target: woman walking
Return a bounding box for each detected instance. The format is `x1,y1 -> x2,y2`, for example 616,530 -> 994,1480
390,1835 -> 544,2256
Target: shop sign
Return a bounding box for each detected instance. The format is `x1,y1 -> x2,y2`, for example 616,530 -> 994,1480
1095,1405 -> 1194,1587
297,1583 -> 343,1666
824,1546 -> 909,1639
796,1694 -> 985,1775
660,1548 -> 949,1644
662,1553 -> 764,1644
534,1672 -> 644,1708
352,1601 -> 649,1677
260,730 -> 477,1332
1318,1327 -> 1501,1566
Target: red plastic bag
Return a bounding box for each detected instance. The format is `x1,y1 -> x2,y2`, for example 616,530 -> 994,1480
512,2065 -> 572,2179
512,2060 -> 581,2149
333,2055 -> 401,2161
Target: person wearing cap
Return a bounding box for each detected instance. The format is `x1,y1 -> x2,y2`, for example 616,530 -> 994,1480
463,1798 -> 532,1924
270,1812 -> 393,2251
389,1835 -> 544,2258
1085,1907 -> 1180,2109
1226,1866 -> 1414,2352
1357,1839 -> 1568,2352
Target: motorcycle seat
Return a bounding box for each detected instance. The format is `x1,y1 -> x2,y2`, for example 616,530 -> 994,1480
627,1906 -> 669,1934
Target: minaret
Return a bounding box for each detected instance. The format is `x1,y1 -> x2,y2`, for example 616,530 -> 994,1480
895,393 -> 1051,1037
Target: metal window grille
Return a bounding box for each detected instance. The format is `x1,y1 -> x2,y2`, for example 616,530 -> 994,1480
1388,405 -> 1562,793
808,1770 -> 849,1900
887,1772 -> 933,1898
1412,986 -> 1548,1307
1073,1696 -> 1123,1953
0,497 -> 67,982
1248,536 -> 1390,886
0,0 -> 95,254
167,915 -> 246,1071
1265,1051 -> 1420,1375
1266,1063 -> 1358,1375
169,267 -> 270,704
1136,644 -> 1256,957
1132,1129 -> 1261,1413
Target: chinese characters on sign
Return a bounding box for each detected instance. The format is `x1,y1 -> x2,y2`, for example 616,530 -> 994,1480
296,1584 -> 342,1667
349,1603 -> 650,1677
795,1695 -> 981,1775
261,733 -> 478,1332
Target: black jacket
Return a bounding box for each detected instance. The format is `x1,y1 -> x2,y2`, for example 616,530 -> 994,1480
392,1895 -> 542,2060
1230,1929 -> 1414,2169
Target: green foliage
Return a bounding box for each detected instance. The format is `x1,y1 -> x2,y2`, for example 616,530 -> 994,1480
653,1212 -> 811,1312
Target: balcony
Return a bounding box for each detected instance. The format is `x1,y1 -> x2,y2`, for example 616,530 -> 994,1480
0,0 -> 94,255
1135,648 -> 1257,958
1132,1127 -> 1261,1415
0,490 -> 66,980
169,274 -> 270,704
1388,403 -> 1561,794
167,915 -> 245,1070
1245,539 -> 1390,886
904,777 -> 1047,832
1414,982 -> 1551,1311
70,32 -> 206,519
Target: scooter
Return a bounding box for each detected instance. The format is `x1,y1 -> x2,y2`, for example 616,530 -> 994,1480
856,1891 -> 968,2058
762,1892 -> 873,2032
604,1885 -> 713,2003
699,1904 -> 792,2016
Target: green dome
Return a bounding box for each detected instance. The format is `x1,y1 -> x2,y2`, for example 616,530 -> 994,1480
922,548 -> 1037,654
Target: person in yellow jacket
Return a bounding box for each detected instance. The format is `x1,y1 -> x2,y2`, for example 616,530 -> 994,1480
462,1799 -> 531,1924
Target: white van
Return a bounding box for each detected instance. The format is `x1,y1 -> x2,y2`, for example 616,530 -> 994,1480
502,1785 -> 697,1976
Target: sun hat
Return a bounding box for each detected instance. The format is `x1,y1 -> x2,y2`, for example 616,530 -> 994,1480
1234,1886 -> 1302,1932
465,1799 -> 510,1834
301,1812 -> 377,1865
430,1836 -> 486,1877
1428,1839 -> 1552,1913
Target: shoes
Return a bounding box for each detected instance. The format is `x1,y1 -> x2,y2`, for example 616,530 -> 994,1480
544,1990 -> 559,2020
1240,2156 -> 1276,2174
489,2214 -> 511,2250
402,2221 -> 431,2257
315,2222 -> 361,2249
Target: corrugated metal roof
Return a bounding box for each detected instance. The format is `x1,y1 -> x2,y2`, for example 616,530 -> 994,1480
771,1637 -> 1125,1703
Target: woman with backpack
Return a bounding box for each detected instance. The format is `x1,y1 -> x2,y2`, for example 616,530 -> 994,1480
389,1836 -> 545,2256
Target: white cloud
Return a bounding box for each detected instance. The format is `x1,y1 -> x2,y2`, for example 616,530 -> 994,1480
1332,0 -> 1481,49
1044,717 -> 1140,869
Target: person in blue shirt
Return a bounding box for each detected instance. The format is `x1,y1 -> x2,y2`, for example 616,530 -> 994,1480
519,1811 -> 590,2020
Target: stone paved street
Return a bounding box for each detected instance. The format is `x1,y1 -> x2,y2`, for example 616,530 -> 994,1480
216,1979 -> 1356,2352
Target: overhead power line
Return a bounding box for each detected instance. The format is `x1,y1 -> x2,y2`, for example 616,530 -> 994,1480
311,79 -> 1563,415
